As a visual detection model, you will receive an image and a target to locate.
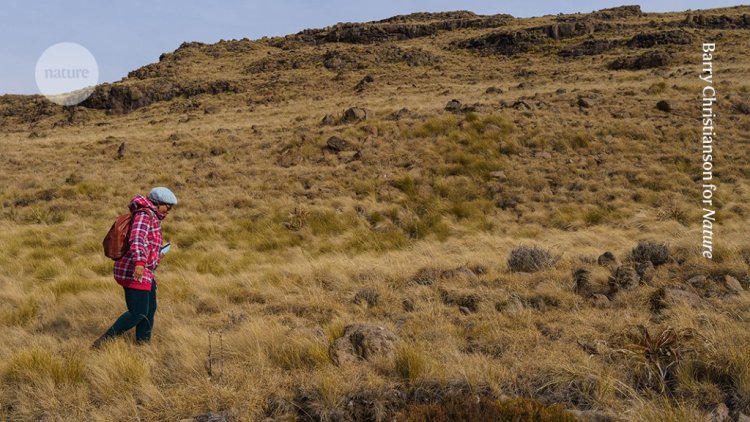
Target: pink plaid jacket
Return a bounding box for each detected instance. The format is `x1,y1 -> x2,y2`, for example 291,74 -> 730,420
113,195 -> 164,291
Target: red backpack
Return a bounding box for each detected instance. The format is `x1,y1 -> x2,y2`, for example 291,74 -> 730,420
102,209 -> 153,260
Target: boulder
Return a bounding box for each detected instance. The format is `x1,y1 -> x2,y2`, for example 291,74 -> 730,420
326,136 -> 349,152
330,324 -> 398,365
341,107 -> 371,123
609,265 -> 639,292
597,251 -> 619,267
636,261 -> 656,284
723,275 -> 744,294
445,99 -> 463,112
321,114 -> 337,125
656,100 -> 672,112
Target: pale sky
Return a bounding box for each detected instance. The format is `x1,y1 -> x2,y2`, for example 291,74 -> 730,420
0,1 -> 744,94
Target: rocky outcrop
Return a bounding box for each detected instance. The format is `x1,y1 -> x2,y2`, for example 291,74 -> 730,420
682,13 -> 750,29
330,324 -> 398,365
627,30 -> 693,48
81,79 -> 240,113
295,11 -> 513,44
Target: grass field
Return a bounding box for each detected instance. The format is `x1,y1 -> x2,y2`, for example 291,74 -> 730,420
1,4 -> 750,421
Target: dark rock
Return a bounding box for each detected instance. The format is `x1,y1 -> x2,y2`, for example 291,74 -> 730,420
631,241 -> 670,266
390,107 -> 412,120
723,275 -> 744,294
627,30 -> 693,48
445,99 -> 463,112
573,268 -> 591,295
589,294 -> 612,309
441,290 -> 482,312
295,12 -> 513,45
656,100 -> 672,112
609,265 -> 639,292
559,39 -> 619,57
597,251 -> 619,267
402,298 -> 415,312
321,114 -> 337,125
650,287 -> 702,313
190,411 -> 228,422
326,136 -> 349,152
592,5 -> 643,19
210,147 -> 226,156
342,107 -> 370,123
116,142 -> 127,160
609,51 -> 672,70
577,97 -> 593,108
682,13 -> 750,29
636,261 -> 656,284
353,288 -> 380,306
733,102 -> 750,115
507,246 -> 556,273
485,86 -> 504,94
686,275 -> 707,287
330,324 -> 398,365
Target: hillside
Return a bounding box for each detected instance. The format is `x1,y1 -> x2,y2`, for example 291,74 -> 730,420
1,4 -> 750,421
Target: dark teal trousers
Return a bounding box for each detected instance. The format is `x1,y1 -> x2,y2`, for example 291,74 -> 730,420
105,283 -> 157,343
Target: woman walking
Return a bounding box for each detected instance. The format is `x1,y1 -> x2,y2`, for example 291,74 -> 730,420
93,187 -> 177,348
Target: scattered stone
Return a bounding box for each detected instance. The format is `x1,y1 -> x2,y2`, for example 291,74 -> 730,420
656,100 -> 672,112
361,125 -> 378,137
577,339 -> 610,355
180,411 -> 227,422
512,100 -> 533,110
577,97 -> 594,108
609,51 -> 672,70
210,147 -> 226,156
636,261 -> 656,284
445,99 -> 463,112
353,288 -> 380,306
411,267 -> 441,286
390,107 -> 411,120
631,241 -> 670,266
459,306 -> 471,315
686,275 -> 707,287
326,136 -> 349,152
708,403 -> 729,422
341,107 -> 371,123
609,265 -> 639,292
441,290 -> 482,312
355,74 -> 375,92
330,324 -> 398,365
589,294 -> 612,309
535,151 -> 552,160
489,171 -> 507,180
597,252 -> 619,267
559,39 -> 618,57
116,142 -> 128,160
573,268 -> 591,295
402,298 -> 415,312
627,30 -> 693,48
485,86 -> 503,94
321,114 -> 337,125
507,246 -> 557,273
723,275 -> 744,294
495,295 -> 524,314
650,287 -> 702,313
733,102 -> 750,115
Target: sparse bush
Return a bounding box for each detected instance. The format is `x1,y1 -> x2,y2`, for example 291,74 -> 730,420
353,287 -> 380,306
507,246 -> 557,273
395,395 -> 580,422
394,345 -> 427,381
631,241 -> 670,266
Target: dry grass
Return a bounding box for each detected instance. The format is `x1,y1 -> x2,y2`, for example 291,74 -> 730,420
1,3 -> 750,421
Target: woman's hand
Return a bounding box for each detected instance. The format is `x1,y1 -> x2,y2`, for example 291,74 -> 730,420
134,264 -> 145,282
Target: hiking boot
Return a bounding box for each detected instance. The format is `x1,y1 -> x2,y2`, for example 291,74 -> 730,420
91,333 -> 112,350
